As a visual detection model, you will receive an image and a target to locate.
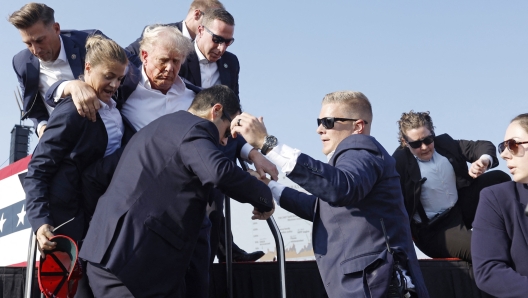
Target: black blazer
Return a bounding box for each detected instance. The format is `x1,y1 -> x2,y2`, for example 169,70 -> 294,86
12,30 -> 101,130
179,49 -> 240,95
23,97 -> 108,242
79,110 -> 273,296
392,133 -> 498,223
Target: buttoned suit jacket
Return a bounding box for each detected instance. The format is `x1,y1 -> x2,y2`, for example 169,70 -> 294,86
279,134 -> 429,298
12,30 -> 102,130
79,111 -> 273,297
23,97 -> 110,243
472,182 -> 528,297
392,133 -> 498,225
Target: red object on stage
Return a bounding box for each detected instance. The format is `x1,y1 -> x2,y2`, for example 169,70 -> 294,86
37,235 -> 82,298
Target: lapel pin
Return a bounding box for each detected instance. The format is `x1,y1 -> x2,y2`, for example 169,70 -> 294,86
71,54 -> 77,60
224,63 -> 228,68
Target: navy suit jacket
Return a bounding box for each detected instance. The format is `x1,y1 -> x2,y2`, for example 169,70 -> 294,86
279,134 -> 429,298
79,111 -> 273,297
23,97 -> 108,242
392,133 -> 498,225
472,182 -> 528,297
12,30 -> 101,130
179,49 -> 240,96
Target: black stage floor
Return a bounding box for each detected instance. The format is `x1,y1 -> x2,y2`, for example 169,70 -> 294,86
1,260 -> 493,298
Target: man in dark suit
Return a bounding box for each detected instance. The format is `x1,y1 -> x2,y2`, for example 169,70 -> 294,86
9,3 -> 106,136
392,110 -> 510,262
231,91 -> 429,298
79,85 -> 274,297
126,0 -> 224,56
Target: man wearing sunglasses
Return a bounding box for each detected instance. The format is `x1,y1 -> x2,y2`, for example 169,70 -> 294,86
126,0 -> 225,56
230,91 -> 429,298
392,111 -> 510,262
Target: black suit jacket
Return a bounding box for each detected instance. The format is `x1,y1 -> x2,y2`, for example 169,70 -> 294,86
23,97 -> 108,242
179,49 -> 240,95
392,133 -> 498,224
12,30 -> 100,130
79,111 -> 273,297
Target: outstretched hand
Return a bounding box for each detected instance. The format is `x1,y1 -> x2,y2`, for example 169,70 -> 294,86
248,150 -> 279,181
231,113 -> 268,149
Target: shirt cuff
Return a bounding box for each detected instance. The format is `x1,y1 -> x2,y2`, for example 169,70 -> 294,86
54,81 -> 69,102
37,121 -> 48,136
240,143 -> 253,163
266,142 -> 301,174
480,154 -> 493,169
268,180 -> 285,206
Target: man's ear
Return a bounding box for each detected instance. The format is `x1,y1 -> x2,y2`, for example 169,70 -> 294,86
52,22 -> 60,34
141,50 -> 148,63
84,62 -> 91,72
193,9 -> 202,21
211,103 -> 223,120
354,119 -> 367,134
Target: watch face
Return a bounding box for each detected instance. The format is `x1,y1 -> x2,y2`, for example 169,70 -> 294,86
267,136 -> 277,147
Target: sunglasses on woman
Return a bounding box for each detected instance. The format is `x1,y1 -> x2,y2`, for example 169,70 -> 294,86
405,134 -> 435,149
497,139 -> 528,155
317,117 -> 368,129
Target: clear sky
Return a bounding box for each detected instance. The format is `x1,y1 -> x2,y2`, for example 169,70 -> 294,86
0,0 -> 527,260
1,0 -> 527,171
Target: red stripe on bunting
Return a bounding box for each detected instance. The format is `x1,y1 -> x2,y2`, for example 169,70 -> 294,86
0,155 -> 31,181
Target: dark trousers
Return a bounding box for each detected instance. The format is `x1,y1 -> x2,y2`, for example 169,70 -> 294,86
184,215 -> 212,298
86,262 -> 134,298
413,205 -> 472,262
412,170 -> 511,262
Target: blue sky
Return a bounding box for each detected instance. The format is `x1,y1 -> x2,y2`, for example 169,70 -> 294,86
1,0 -> 527,172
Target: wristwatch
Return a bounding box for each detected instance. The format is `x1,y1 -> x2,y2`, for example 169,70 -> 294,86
260,135 -> 278,155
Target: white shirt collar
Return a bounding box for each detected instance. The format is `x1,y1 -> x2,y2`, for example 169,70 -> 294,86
326,150 -> 335,162
194,41 -> 210,64
181,21 -> 192,40
99,98 -> 117,110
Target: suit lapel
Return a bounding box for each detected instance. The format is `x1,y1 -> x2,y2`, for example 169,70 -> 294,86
187,51 -> 202,86
62,35 -> 83,78
216,57 -> 231,87
24,55 -> 40,111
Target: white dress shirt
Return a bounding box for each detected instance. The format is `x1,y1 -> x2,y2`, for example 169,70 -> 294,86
181,21 -> 192,39
97,99 -> 124,157
121,67 -> 196,131
194,42 -> 220,88
38,36 -> 75,132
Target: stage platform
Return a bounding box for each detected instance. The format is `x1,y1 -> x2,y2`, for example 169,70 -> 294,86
1,260 -> 493,297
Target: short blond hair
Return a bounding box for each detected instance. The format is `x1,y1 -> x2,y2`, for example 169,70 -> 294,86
322,91 -> 372,123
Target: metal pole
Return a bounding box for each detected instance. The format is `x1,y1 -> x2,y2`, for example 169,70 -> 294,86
267,216 -> 286,298
24,232 -> 37,298
224,195 -> 233,298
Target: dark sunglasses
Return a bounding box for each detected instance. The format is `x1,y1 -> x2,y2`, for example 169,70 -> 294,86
405,134 -> 435,149
221,110 -> 232,139
497,139 -> 528,155
204,26 -> 235,46
317,117 -> 368,129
